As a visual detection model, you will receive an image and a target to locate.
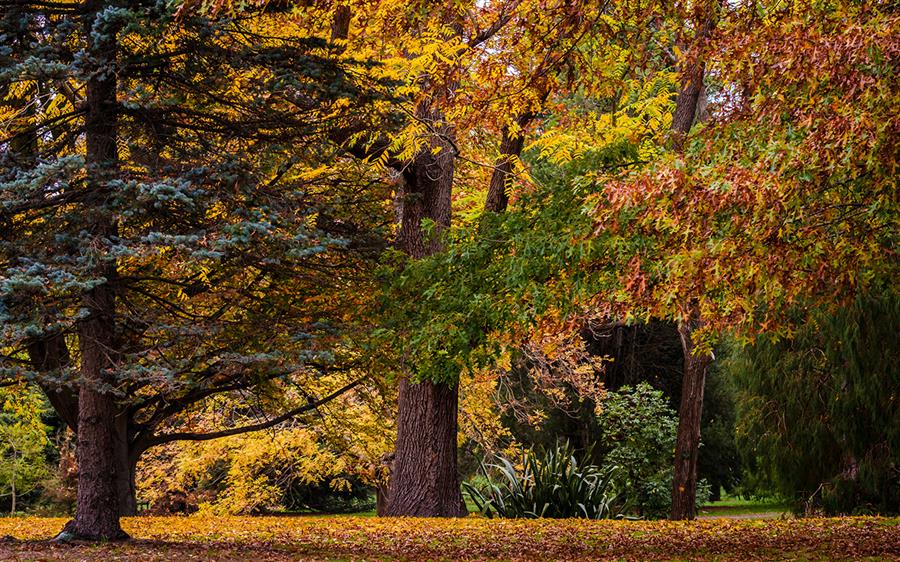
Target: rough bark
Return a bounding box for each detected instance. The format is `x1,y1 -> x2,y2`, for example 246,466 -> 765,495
384,103 -> 465,517
61,1 -> 128,540
669,3 -> 718,152
384,379 -> 467,517
671,322 -> 711,520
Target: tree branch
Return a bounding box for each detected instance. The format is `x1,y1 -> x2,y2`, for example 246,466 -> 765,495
144,376 -> 366,447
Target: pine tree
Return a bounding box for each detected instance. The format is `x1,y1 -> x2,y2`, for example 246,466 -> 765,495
1,1 -> 388,539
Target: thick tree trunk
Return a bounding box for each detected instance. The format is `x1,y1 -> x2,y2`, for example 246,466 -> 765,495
384,105 -> 466,517
671,322 -> 711,520
67,281 -> 128,539
59,1 -> 127,541
384,379 -> 467,516
29,334 -> 139,515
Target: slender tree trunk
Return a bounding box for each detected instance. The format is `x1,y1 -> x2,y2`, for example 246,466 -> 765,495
10,450 -> 16,515
668,1 -> 719,521
671,322 -> 710,520
59,1 -> 127,540
384,106 -> 466,517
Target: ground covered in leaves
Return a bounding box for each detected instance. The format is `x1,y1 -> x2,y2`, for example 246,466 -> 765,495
0,516 -> 897,560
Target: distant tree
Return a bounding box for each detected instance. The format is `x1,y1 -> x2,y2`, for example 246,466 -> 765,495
587,0 -> 898,518
0,385 -> 51,514
727,291 -> 900,515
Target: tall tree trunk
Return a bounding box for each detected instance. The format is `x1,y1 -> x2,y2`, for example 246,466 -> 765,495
59,1 -> 127,540
668,1 -> 719,521
671,322 -> 710,520
384,106 -> 466,517
385,379 -> 467,516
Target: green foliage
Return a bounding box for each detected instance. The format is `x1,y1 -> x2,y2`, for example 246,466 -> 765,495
376,144 -> 642,385
595,383 -> 679,518
0,386 -> 51,513
463,442 -> 620,519
727,290 -> 900,515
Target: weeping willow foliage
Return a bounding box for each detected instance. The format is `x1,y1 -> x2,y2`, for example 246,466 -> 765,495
727,290 -> 900,514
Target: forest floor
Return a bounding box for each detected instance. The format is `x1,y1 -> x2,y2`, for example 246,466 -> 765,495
0,516 -> 897,560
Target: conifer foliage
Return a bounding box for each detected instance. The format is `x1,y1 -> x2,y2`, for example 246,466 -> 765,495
0,0 -> 387,539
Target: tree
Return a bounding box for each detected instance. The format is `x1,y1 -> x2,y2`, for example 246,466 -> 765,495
587,0 -> 898,516
727,291 -> 899,514
1,1 -> 388,539
0,385 -> 51,514
312,0 -> 626,517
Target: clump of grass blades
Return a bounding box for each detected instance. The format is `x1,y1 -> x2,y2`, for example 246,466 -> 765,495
463,442 -> 622,519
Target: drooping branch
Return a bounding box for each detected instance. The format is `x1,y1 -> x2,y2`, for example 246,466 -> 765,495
144,375 -> 366,447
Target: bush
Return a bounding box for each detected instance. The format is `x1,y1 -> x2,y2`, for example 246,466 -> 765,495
595,383 -> 679,519
463,442 -> 620,519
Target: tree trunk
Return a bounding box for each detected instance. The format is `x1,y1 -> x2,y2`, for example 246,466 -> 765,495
59,1 -> 127,541
384,379 -> 468,517
671,322 -> 711,520
115,416 -> 138,516
67,282 -> 128,540
10,449 -> 16,515
667,1 -> 719,521
384,104 -> 465,517
484,120 -> 527,213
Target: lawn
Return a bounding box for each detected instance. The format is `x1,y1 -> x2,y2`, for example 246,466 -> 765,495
0,516 -> 897,560
699,498 -> 791,518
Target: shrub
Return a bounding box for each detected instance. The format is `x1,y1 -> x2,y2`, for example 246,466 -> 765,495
594,383 -> 679,518
463,442 -> 620,519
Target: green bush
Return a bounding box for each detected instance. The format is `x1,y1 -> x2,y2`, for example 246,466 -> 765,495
463,442 -> 620,519
595,383 -> 682,518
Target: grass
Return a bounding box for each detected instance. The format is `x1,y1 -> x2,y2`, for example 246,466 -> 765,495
700,497 -> 791,518
0,515 -> 896,560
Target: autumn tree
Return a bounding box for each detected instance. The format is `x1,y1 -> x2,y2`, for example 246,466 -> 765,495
291,0 -> 628,517
1,1 -> 390,539
588,0 -> 898,517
